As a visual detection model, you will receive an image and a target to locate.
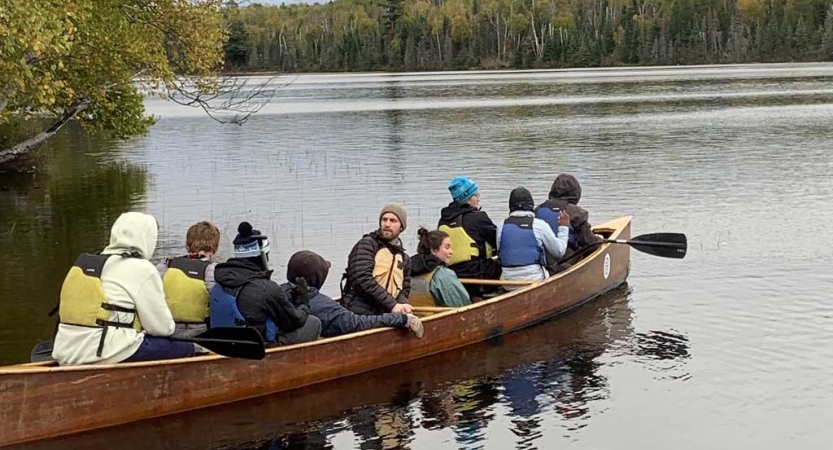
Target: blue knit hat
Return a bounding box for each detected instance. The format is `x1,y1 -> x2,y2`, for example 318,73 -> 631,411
448,176 -> 479,203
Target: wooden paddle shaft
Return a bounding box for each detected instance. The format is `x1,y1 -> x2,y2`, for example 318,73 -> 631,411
412,306 -> 452,313
458,278 -> 535,286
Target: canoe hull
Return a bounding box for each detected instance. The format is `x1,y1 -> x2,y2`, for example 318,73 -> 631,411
0,217 -> 631,447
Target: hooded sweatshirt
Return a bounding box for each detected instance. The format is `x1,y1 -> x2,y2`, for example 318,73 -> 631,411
52,212 -> 176,365
283,251 -> 407,337
214,257 -> 310,339
535,174 -> 602,263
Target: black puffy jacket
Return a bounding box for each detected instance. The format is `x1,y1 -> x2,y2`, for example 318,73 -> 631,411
342,230 -> 411,315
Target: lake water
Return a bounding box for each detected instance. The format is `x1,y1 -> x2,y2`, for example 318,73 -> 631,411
2,62 -> 833,449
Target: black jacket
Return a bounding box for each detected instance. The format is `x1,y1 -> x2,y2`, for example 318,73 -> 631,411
342,230 -> 411,315
214,258 -> 310,338
438,201 -> 501,280
535,174 -> 602,256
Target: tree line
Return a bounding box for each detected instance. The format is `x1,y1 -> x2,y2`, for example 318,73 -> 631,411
224,0 -> 833,72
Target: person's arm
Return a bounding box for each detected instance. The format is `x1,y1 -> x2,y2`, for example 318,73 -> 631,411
478,212 -> 499,251
204,262 -> 217,293
134,271 -> 175,336
430,268 -> 471,307
346,237 -> 397,311
537,219 -> 568,261
574,212 -> 603,246
264,283 -> 308,332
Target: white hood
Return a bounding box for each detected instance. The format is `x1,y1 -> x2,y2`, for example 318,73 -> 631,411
102,212 -> 158,260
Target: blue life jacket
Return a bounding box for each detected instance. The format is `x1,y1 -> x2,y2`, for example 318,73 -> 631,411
536,206 -> 579,250
499,216 -> 545,268
209,284 -> 277,342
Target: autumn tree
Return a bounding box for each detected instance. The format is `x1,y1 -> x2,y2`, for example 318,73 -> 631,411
0,0 -> 233,166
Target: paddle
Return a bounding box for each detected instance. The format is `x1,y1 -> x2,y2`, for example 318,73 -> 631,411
556,232 -> 687,267
170,327 -> 266,361
29,327 -> 266,363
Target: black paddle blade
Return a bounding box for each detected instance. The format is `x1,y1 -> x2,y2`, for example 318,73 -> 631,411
31,340 -> 56,363
627,233 -> 687,259
184,327 -> 266,361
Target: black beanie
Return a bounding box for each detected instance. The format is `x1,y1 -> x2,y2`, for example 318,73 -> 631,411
509,187 -> 535,212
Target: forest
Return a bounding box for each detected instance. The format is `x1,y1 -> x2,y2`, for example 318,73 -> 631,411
224,0 -> 833,72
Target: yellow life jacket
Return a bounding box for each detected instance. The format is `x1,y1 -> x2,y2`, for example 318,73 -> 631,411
438,215 -> 495,266
162,257 -> 210,324
372,247 -> 404,300
59,253 -> 142,357
409,269 -> 437,307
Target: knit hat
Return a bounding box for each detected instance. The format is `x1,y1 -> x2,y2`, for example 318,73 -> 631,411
448,176 -> 479,203
233,221 -> 270,258
509,187 -> 535,212
379,202 -> 408,231
286,251 -> 331,290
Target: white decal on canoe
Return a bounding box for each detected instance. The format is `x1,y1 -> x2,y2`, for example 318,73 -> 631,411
603,254 -> 611,280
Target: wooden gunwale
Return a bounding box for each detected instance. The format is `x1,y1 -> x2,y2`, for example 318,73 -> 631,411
0,216 -> 632,447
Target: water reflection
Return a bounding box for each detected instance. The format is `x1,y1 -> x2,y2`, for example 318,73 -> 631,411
0,125 -> 148,364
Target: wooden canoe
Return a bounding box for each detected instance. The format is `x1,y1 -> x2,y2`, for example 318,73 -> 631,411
0,216 -> 632,447
16,285 -> 634,450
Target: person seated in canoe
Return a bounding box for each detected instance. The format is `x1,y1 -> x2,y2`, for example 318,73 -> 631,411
342,203 -> 414,316
409,227 -> 471,307
497,187 -> 569,290
535,173 -> 603,271
283,250 -> 423,338
214,222 -> 321,345
156,221 -> 220,338
438,176 -> 502,299
52,212 -> 195,365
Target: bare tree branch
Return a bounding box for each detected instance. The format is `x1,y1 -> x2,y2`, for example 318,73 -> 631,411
163,75 -> 293,125
0,101 -> 90,165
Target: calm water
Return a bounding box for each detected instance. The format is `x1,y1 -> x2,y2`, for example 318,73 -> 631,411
3,62 -> 833,449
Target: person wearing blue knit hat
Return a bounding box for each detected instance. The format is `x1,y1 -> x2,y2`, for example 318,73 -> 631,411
437,176 -> 502,299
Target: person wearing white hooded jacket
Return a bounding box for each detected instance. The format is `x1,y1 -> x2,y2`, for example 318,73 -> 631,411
52,212 -> 195,365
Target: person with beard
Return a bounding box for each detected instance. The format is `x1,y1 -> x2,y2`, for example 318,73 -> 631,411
342,203 -> 414,316
535,174 -> 603,271
409,227 -> 471,307
214,222 -> 321,345
282,251 -> 423,338
497,187 -> 569,289
437,176 -> 502,299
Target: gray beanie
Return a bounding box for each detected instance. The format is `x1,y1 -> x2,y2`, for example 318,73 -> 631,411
379,202 -> 408,231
